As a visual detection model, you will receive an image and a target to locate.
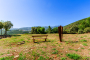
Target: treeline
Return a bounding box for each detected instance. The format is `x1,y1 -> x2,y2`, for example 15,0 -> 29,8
6,26 -> 58,35
63,17 -> 90,34
30,26 -> 58,34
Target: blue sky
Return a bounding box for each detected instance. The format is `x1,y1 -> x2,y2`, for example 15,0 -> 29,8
0,0 -> 90,28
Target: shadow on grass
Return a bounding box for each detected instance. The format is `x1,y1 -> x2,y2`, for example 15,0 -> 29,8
34,40 -> 51,43
11,35 -> 21,37
63,41 -> 79,43
0,35 -> 21,39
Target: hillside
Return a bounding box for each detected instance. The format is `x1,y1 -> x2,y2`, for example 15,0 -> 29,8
63,18 -> 87,30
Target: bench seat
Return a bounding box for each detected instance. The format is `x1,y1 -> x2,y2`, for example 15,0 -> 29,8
32,35 -> 48,43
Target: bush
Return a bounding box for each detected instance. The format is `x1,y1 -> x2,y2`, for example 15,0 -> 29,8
78,29 -> 84,34
63,30 -> 67,34
66,53 -> 81,60
69,25 -> 79,33
84,27 -> 90,33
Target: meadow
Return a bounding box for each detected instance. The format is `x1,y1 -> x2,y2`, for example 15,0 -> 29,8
0,33 -> 90,60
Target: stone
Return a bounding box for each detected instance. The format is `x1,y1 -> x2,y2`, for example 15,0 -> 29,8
14,55 -> 19,58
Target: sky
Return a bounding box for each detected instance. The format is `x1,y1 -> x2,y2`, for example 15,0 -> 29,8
0,0 -> 90,28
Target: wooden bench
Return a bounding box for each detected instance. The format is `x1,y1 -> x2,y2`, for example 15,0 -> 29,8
32,35 -> 48,43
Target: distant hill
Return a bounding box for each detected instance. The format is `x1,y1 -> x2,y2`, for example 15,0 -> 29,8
10,25 -> 60,31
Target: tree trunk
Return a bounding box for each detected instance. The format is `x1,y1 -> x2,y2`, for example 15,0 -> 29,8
5,29 -> 7,35
1,29 -> 2,35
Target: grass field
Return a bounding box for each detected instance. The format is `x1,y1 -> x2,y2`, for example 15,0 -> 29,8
0,33 -> 90,60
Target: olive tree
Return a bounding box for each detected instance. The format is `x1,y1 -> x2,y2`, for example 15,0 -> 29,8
0,22 -> 3,35
3,21 -> 13,35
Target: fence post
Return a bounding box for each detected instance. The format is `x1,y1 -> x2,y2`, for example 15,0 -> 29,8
58,26 -> 63,42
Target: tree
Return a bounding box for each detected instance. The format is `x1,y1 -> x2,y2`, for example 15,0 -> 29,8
31,27 -> 38,34
0,22 -> 3,35
3,21 -> 13,35
0,20 -> 4,35
52,27 -> 58,33
37,27 -> 45,34
46,26 -> 52,33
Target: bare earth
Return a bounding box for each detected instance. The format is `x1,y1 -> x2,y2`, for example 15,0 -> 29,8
0,33 -> 90,60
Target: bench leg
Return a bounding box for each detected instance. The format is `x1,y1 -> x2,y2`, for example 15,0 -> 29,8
33,39 -> 35,43
45,39 -> 46,41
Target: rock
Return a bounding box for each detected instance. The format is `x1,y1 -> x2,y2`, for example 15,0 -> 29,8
17,43 -> 21,45
21,41 -> 25,44
14,55 -> 19,58
7,54 -> 13,56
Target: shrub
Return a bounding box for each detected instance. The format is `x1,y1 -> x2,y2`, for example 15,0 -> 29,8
69,25 -> 79,33
79,39 -> 87,42
78,29 -> 84,34
66,53 -> 81,60
84,27 -> 90,33
38,56 -> 46,60
52,50 -> 58,54
63,30 -> 67,34
61,57 -> 67,60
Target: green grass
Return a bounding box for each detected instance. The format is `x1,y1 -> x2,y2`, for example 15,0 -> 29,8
83,43 -> 88,46
69,48 -> 74,50
0,56 -> 14,60
52,50 -> 58,54
80,36 -> 83,38
79,39 -> 87,42
52,48 -> 56,50
38,56 -> 46,60
81,47 -> 84,49
61,57 -> 67,60
75,50 -> 78,52
66,53 -> 81,60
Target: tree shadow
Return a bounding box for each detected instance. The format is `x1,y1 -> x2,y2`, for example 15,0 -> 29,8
34,40 -> 51,43
0,35 -> 21,39
63,41 -> 79,43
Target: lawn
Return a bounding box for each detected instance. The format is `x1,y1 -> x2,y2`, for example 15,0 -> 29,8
0,33 -> 90,60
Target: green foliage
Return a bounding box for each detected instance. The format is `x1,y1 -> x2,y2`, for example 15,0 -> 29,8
37,27 -> 45,34
3,21 -> 13,35
69,25 -> 79,33
18,53 -> 26,60
0,56 -> 14,60
66,53 -> 81,60
52,27 -> 58,33
52,50 -> 58,54
79,39 -> 87,42
83,43 -> 88,46
31,26 -> 46,34
37,56 -> 46,60
63,30 -> 67,34
86,17 -> 90,27
63,17 -> 90,33
46,26 -> 52,33
78,29 -> 84,34
61,57 -> 67,60
84,27 -> 90,33
31,27 -> 37,34
52,48 -> 56,50
78,20 -> 87,30
0,22 -> 3,29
